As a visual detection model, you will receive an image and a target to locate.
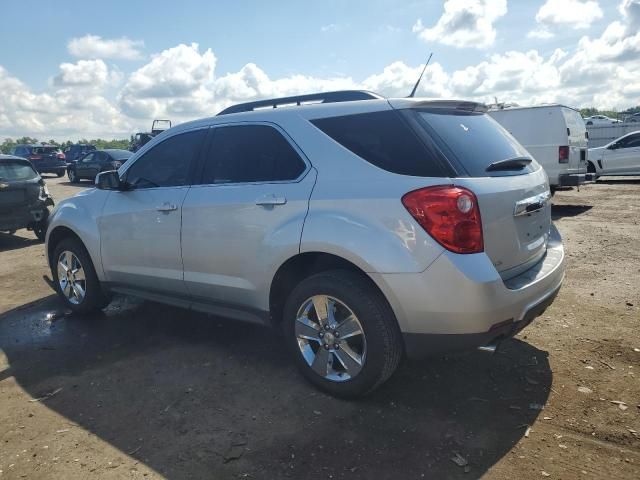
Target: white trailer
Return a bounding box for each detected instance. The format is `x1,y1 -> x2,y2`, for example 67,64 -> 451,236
488,105 -> 588,191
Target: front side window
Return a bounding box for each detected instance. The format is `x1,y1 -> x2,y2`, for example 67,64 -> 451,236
126,129 -> 206,188
201,124 -> 306,184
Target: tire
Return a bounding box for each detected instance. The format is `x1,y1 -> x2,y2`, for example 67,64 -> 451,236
56,170 -> 65,178
68,169 -> 79,183
51,237 -> 110,314
283,270 -> 403,398
550,186 -> 557,196
33,222 -> 47,242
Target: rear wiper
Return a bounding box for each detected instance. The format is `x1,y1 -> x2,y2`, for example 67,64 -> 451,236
486,157 -> 532,172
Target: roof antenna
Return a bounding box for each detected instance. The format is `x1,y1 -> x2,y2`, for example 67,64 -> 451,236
408,52 -> 433,98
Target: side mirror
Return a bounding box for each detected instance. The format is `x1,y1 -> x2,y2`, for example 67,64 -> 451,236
95,170 -> 123,190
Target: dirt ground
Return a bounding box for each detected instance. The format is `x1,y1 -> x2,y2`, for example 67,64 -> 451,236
0,175 -> 639,480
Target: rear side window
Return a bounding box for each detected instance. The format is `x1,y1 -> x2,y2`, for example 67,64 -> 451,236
202,124 -> 306,184
311,110 -> 445,177
415,110 -> 536,176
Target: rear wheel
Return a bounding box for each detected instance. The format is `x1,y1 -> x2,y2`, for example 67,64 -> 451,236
56,170 -> 65,177
33,222 -> 47,242
52,237 -> 110,314
283,270 -> 403,398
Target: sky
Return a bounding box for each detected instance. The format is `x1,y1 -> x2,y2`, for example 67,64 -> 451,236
0,0 -> 638,140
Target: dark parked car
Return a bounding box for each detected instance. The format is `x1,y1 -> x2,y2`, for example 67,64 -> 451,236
10,144 -> 66,176
0,155 -> 54,241
63,144 -> 96,164
67,149 -> 133,183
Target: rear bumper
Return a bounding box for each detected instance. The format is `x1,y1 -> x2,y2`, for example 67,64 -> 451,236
33,161 -> 66,173
558,173 -> 586,186
0,203 -> 51,231
371,224 -> 565,357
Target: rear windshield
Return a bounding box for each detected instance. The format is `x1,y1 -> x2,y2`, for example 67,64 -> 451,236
32,146 -> 58,154
414,110 -> 536,176
311,110 -> 448,177
0,161 -> 38,181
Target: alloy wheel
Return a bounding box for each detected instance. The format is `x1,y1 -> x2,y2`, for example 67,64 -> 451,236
57,250 -> 86,305
295,295 -> 367,382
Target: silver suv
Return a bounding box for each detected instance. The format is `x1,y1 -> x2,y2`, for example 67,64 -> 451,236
46,91 -> 565,397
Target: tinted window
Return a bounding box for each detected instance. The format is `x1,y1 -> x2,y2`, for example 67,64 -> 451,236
126,129 -> 206,188
620,134 -> 640,148
32,146 -> 57,154
312,110 -> 445,177
202,125 -> 306,184
0,161 -> 38,181
415,110 -> 536,176
81,153 -> 94,163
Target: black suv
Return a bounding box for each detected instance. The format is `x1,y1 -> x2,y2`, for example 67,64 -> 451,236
11,144 -> 66,176
63,144 -> 96,164
67,149 -> 133,183
0,155 -> 54,241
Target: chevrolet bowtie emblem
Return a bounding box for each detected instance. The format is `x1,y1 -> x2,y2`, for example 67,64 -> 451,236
0,182 -> 9,189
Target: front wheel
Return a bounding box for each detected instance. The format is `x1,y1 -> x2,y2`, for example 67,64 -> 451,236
52,237 -> 110,314
68,169 -> 79,183
283,270 -> 403,398
32,222 -> 47,242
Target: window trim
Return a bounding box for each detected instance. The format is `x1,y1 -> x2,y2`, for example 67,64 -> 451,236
119,126 -> 210,190
192,121 -> 311,187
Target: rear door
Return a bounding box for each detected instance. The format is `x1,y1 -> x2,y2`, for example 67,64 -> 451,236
411,109 -> 551,278
181,123 -> 315,311
561,107 -> 587,176
75,152 -> 97,179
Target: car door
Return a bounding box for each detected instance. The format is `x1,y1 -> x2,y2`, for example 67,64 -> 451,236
98,128 -> 207,296
75,152 -> 95,178
181,123 -> 316,314
603,133 -> 640,174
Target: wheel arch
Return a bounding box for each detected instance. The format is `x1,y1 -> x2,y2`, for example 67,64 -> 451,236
268,251 -> 398,329
47,226 -> 85,271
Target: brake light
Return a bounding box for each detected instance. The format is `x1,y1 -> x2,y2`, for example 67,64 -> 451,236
57,152 -> 66,160
559,146 -> 569,163
401,185 -> 483,254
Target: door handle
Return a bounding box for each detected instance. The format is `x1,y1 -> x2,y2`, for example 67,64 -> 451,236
156,203 -> 178,212
255,194 -> 287,206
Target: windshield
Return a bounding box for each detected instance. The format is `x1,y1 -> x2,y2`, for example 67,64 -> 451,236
0,161 -> 39,181
414,110 -> 537,177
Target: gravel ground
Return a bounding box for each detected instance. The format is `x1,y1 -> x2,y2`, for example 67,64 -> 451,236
0,175 -> 639,479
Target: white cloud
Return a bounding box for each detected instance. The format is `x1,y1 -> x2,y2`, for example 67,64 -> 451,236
527,27 -> 555,39
52,59 -> 122,88
118,43 -> 216,118
68,35 -> 144,60
413,0 -> 507,48
535,0 -> 603,29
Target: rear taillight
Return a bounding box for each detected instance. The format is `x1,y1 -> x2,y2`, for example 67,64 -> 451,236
559,146 -> 569,163
57,152 -> 66,160
401,185 -> 483,254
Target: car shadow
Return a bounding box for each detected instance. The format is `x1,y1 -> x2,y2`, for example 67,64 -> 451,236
0,295 -> 552,479
551,204 -> 593,219
0,231 -> 40,252
56,180 -> 91,187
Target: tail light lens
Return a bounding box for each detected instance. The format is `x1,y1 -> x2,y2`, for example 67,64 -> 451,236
402,185 -> 483,254
57,152 -> 66,160
559,146 -> 569,163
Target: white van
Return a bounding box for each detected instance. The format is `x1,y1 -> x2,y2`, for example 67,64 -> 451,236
488,105 -> 588,191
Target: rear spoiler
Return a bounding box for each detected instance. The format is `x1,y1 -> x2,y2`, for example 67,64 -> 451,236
388,98 -> 488,113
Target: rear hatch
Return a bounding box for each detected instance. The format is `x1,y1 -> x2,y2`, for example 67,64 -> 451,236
29,146 -> 60,164
0,160 -> 40,212
409,107 -> 552,278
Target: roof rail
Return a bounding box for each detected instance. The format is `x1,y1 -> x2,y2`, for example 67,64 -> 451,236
217,90 -> 383,116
